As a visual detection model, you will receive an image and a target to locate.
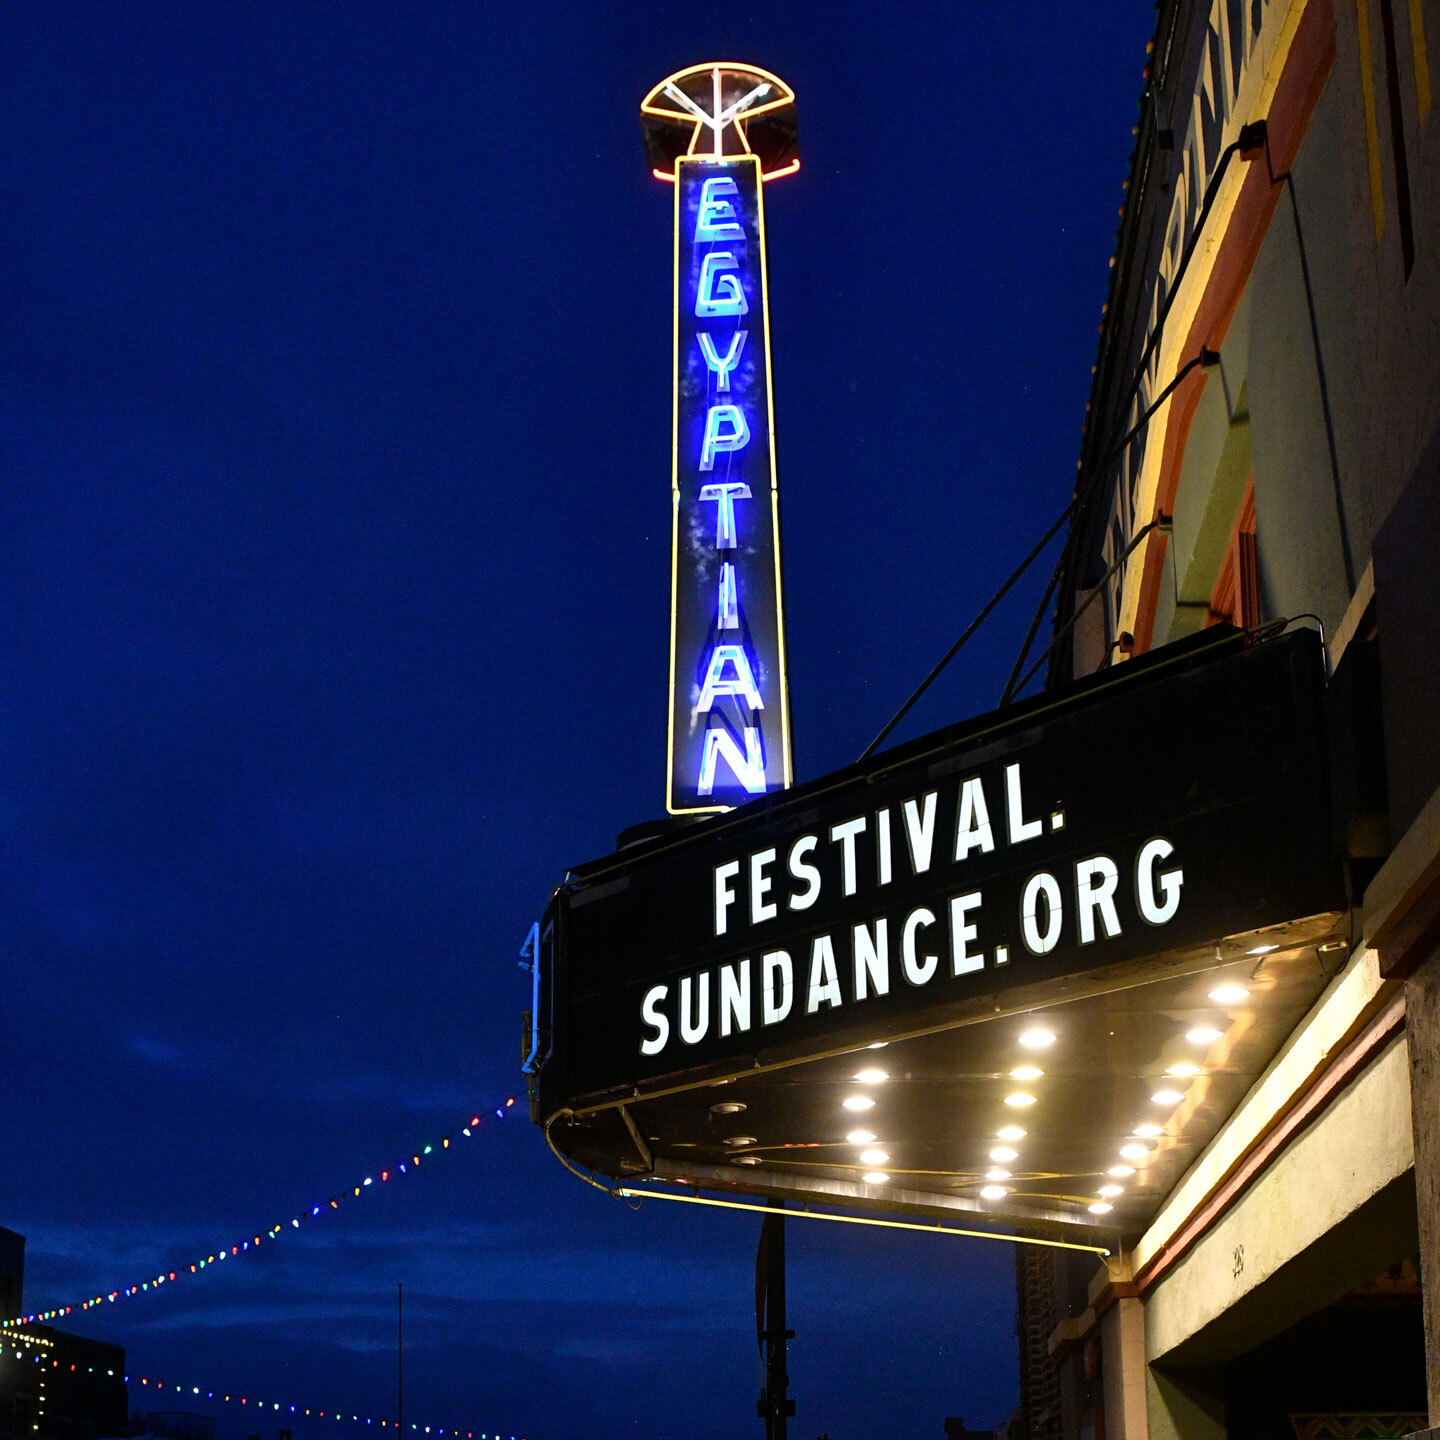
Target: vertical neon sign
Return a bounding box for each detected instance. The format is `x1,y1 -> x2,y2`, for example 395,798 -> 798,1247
641,66 -> 800,814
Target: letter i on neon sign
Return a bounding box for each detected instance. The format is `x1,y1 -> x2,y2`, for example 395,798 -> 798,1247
640,64 -> 798,814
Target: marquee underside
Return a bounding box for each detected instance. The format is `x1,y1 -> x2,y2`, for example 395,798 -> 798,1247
545,912 -> 1344,1239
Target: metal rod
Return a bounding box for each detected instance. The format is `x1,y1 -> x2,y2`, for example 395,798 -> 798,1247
1000,348 -> 1212,702
618,1187 -> 1112,1255
1010,516 -> 1169,700
858,500 -> 1075,760
397,1282 -> 403,1436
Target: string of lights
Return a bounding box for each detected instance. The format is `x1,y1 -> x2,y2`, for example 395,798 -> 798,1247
1,1096 -> 518,1329
0,1338 -> 526,1440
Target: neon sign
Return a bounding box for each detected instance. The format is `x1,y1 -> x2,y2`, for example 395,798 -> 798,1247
641,66 -> 799,814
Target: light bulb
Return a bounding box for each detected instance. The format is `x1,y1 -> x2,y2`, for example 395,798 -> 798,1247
990,1146 -> 1020,1163
1209,984 -> 1250,1004
853,1068 -> 889,1084
980,1184 -> 1008,1200
1018,1028 -> 1055,1049
842,1095 -> 875,1111
845,1129 -> 876,1145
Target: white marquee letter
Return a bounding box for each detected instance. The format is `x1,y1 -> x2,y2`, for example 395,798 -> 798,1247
714,859 -> 740,936
679,972 -> 710,1045
720,959 -> 752,1037
1075,855 -> 1122,944
805,935 -> 842,1013
750,847 -> 777,924
901,907 -> 939,986
787,834 -> 821,910
950,892 -> 983,975
853,919 -> 890,1001
903,791 -> 938,874
830,816 -> 867,896
955,777 -> 996,861
1005,763 -> 1044,845
640,984 -> 669,1055
1021,872 -> 1063,955
762,950 -> 794,1025
1136,838 -> 1184,925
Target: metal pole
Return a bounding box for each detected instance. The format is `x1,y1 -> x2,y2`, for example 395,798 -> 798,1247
756,1202 -> 794,1440
397,1283 -> 404,1437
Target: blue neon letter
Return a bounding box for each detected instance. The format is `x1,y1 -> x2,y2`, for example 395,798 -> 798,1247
699,406 -> 750,471
698,726 -> 767,797
695,177 -> 746,243
697,644 -> 764,712
698,330 -> 747,392
696,253 -> 748,317
698,482 -> 751,546
718,562 -> 738,629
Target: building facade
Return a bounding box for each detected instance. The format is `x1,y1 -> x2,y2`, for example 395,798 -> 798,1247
1031,0 -> 1440,1434
0,1231 -> 127,1440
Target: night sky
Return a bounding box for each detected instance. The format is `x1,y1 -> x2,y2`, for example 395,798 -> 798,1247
3,5 -> 1152,1438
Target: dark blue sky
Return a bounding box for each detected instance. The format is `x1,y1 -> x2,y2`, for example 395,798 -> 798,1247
2,4 -> 1152,1437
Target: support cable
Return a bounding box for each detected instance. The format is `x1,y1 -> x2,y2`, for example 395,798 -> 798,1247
1014,121 -> 1273,696
1263,131 -> 1356,595
856,502 -> 1075,761
1000,346 -> 1216,703
1008,515 -> 1172,699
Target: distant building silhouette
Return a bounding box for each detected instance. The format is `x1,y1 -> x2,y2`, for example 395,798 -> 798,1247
0,1228 -> 127,1440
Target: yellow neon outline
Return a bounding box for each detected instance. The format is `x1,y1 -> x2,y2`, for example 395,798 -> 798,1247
754,154 -> 795,792
617,1187 -> 1113,1256
665,152 -> 794,815
642,63 -> 799,184
652,157 -> 801,185
640,62 -> 795,127
665,158 -> 684,814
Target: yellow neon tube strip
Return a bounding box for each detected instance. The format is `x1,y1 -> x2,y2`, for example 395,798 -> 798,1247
617,1187 -> 1111,1256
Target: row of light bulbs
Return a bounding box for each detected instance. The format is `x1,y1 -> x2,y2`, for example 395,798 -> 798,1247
974,977 -> 1258,1217
734,976 -> 1263,1214
1092,979 -> 1255,1207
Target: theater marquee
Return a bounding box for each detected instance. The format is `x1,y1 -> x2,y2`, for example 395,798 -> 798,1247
533,629 -> 1345,1113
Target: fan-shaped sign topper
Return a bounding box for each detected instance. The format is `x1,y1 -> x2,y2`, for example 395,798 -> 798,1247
641,63 -> 799,182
